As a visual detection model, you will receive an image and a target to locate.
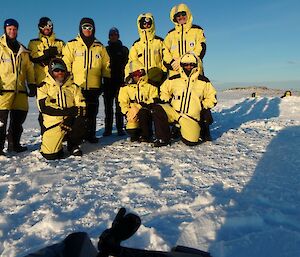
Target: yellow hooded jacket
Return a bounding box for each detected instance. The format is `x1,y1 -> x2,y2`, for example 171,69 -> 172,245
127,13 -> 166,78
160,53 -> 216,122
0,34 -> 35,110
37,72 -> 86,129
28,33 -> 64,84
164,3 -> 206,75
62,35 -> 110,91
119,60 -> 158,115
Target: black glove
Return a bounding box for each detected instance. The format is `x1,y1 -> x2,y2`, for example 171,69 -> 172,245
27,84 -> 37,97
43,49 -> 51,59
200,108 -> 213,124
48,46 -> 58,57
98,208 -> 141,256
77,106 -> 87,117
60,117 -> 73,132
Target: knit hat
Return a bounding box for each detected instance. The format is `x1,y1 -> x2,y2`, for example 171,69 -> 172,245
180,52 -> 198,65
4,18 -> 19,30
109,27 -> 119,36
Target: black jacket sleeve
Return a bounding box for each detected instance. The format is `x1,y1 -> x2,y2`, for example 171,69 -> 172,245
39,98 -> 77,116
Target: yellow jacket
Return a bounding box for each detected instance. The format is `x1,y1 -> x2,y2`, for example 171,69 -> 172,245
28,33 -> 64,84
0,34 -> 34,110
62,35 -> 110,90
127,13 -> 166,78
119,61 -> 158,115
37,73 -> 86,129
164,4 -> 206,74
160,53 -> 216,122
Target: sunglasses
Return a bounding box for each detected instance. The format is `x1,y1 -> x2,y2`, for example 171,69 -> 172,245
40,24 -> 53,30
53,69 -> 65,73
182,63 -> 196,67
175,11 -> 187,18
82,25 -> 94,31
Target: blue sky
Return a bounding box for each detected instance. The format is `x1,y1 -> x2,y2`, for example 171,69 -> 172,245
2,0 -> 300,90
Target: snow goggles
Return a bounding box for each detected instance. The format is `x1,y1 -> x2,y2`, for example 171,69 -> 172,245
39,21 -> 53,30
53,69 -> 65,73
81,24 -> 94,31
131,69 -> 145,78
174,11 -> 187,18
181,63 -> 197,68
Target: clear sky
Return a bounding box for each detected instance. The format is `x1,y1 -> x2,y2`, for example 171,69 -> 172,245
2,0 -> 300,90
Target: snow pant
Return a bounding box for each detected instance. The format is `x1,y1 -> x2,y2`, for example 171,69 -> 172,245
82,90 -> 100,140
41,116 -> 86,160
103,89 -> 123,133
0,109 -> 27,151
126,108 -> 152,141
154,104 -> 200,145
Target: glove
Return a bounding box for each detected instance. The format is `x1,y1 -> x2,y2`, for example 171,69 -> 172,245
60,117 -> 73,132
200,108 -> 213,124
126,106 -> 140,121
48,46 -> 58,57
171,58 -> 180,71
27,84 -> 37,97
43,49 -> 50,59
76,106 -> 87,117
98,208 -> 141,256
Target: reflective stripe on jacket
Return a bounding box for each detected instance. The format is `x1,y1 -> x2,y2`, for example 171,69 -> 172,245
62,35 -> 110,90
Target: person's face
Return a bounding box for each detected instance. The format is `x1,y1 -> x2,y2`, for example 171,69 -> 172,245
175,11 -> 187,25
182,63 -> 196,72
53,69 -> 66,82
5,25 -> 18,40
142,22 -> 151,29
81,24 -> 94,37
109,33 -> 119,43
41,27 -> 52,36
131,69 -> 144,83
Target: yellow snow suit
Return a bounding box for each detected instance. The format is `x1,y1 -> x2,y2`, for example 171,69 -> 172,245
160,53 -> 216,143
62,35 -> 110,90
164,3 -> 206,76
119,61 -> 158,129
0,34 -> 35,111
37,72 -> 86,155
127,13 -> 166,79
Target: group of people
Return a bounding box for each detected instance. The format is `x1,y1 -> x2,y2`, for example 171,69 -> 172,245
0,3 -> 217,160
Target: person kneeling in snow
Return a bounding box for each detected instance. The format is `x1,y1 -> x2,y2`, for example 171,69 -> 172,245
37,58 -> 87,160
152,52 -> 217,147
119,60 -> 158,142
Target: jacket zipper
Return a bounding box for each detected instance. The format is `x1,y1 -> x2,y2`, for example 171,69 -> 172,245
182,77 -> 191,114
145,31 -> 149,72
85,47 -> 90,90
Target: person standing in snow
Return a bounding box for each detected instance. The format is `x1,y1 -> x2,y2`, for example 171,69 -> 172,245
0,19 -> 35,156
163,3 -> 206,77
37,58 -> 87,160
28,17 -> 64,88
63,18 -> 110,144
127,13 -> 167,89
102,27 -> 128,137
119,60 -> 158,142
151,52 -> 217,147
